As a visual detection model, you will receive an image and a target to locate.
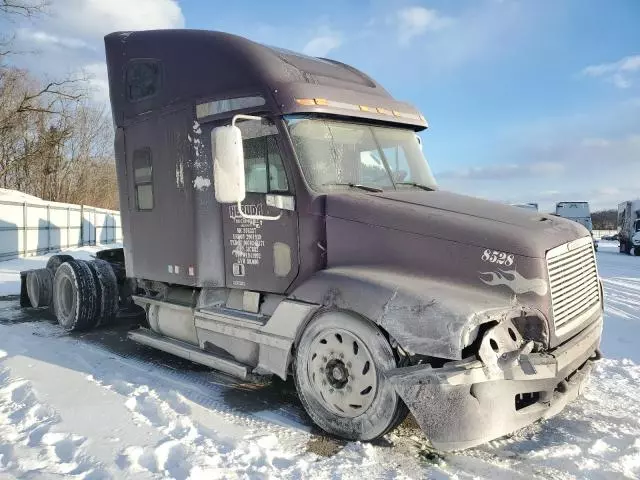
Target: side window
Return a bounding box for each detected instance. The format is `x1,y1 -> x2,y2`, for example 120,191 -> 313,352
126,60 -> 162,102
133,148 -> 153,210
239,121 -> 289,194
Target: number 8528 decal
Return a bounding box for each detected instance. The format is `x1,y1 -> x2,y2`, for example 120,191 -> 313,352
481,249 -> 515,266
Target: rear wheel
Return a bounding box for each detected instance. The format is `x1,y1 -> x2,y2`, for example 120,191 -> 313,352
46,255 -> 74,315
53,260 -> 98,331
87,259 -> 119,327
26,268 -> 53,308
46,254 -> 74,274
294,311 -> 407,441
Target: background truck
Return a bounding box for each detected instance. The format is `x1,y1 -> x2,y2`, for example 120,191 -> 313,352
19,30 -> 603,451
617,200 -> 640,255
555,201 -> 598,251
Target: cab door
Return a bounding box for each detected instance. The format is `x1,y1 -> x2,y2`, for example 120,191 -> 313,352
221,118 -> 299,293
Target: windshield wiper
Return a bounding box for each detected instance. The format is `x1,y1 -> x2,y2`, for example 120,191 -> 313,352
396,182 -> 435,191
322,182 -> 384,193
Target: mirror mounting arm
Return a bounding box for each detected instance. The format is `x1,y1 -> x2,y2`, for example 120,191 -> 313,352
232,114 -> 263,127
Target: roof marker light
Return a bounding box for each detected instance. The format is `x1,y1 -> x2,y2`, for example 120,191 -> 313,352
294,98 -> 425,125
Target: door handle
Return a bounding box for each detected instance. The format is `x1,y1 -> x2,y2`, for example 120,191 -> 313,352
266,194 -> 295,211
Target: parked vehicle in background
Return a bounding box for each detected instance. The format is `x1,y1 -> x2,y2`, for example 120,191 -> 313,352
511,203 -> 539,211
555,202 -> 598,251
617,200 -> 640,255
17,30 -> 604,452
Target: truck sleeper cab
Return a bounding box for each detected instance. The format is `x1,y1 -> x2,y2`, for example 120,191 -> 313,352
23,29 -> 601,451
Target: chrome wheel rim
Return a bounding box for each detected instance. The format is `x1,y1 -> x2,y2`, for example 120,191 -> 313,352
307,328 -> 378,417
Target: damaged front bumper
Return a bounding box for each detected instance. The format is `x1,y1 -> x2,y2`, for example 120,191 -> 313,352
386,314 -> 603,451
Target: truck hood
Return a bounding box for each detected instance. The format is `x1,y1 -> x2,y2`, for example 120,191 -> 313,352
325,190 -> 587,258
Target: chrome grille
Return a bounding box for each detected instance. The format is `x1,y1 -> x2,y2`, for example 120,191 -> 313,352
547,236 -> 600,335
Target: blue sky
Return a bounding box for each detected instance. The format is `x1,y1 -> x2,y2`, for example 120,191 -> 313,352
5,0 -> 639,211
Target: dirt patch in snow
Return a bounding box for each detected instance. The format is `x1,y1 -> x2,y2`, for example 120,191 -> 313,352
306,436 -> 345,457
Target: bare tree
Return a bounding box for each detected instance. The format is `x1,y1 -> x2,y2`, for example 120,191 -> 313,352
0,0 -> 50,61
0,66 -> 118,209
0,0 -> 119,210
0,0 -> 49,18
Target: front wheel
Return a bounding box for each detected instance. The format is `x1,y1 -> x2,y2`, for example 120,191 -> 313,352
293,311 -> 407,441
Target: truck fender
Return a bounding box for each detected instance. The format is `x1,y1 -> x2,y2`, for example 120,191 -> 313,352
288,266 -> 537,360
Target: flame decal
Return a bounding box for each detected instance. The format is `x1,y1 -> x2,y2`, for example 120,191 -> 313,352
479,269 -> 549,296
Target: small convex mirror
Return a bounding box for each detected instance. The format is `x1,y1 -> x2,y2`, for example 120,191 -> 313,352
212,125 -> 246,204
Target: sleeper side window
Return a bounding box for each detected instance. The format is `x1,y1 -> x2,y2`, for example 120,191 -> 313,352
238,120 -> 289,194
133,148 -> 153,210
126,60 -> 162,102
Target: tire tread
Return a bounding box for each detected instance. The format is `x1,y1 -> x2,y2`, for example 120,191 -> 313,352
53,260 -> 98,331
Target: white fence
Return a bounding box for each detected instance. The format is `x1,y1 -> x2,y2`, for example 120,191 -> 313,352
0,198 -> 122,261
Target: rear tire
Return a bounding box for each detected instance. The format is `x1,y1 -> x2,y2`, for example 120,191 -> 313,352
26,268 -> 53,308
46,255 -> 73,316
293,311 -> 407,441
46,254 -> 74,274
87,259 -> 119,327
53,260 -> 98,331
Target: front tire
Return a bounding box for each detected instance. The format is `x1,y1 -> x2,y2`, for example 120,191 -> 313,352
293,311 -> 407,441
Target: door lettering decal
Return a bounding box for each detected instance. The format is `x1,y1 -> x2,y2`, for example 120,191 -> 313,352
228,204 -> 265,274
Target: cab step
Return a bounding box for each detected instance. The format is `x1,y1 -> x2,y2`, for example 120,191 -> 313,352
127,327 -> 251,380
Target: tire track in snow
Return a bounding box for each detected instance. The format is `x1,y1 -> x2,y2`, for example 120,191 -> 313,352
602,277 -> 640,321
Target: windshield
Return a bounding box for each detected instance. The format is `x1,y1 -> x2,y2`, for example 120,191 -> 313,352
285,116 -> 437,192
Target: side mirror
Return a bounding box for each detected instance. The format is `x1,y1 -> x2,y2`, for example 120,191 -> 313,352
212,125 -> 246,204
212,114 -> 283,221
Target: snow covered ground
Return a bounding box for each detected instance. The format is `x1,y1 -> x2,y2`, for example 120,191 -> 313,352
0,241 -> 638,479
